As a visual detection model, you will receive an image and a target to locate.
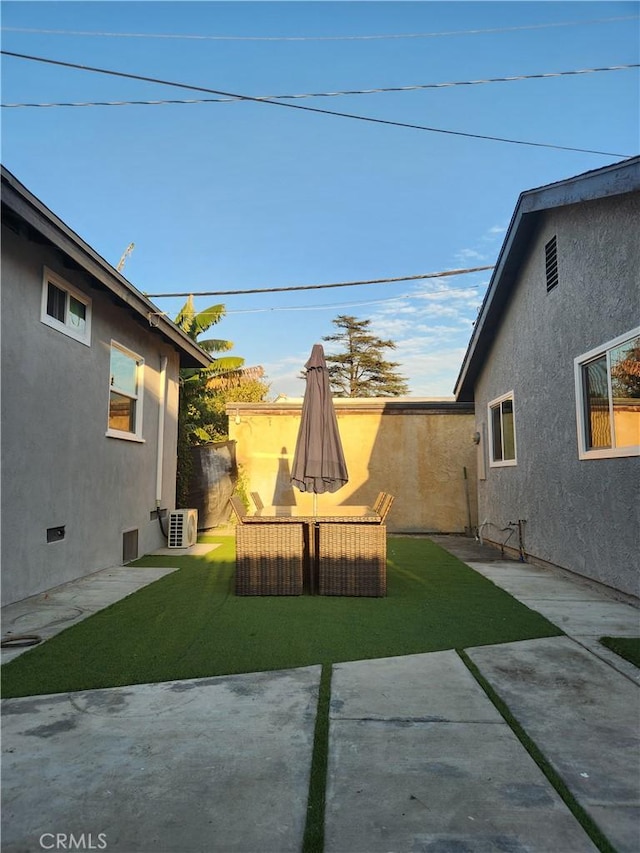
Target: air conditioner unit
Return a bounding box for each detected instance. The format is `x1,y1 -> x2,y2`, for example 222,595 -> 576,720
168,509 -> 198,548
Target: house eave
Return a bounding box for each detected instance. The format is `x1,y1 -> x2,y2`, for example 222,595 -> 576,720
1,166 -> 211,368
454,156 -> 640,402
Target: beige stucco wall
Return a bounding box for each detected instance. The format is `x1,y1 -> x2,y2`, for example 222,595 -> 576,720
226,399 -> 477,533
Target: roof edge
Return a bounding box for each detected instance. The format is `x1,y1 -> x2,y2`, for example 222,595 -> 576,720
454,156 -> 640,401
1,166 -> 211,368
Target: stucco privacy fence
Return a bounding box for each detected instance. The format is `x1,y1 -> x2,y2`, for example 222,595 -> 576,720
225,398 -> 478,534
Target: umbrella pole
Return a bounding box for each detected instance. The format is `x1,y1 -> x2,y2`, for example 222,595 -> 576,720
313,492 -> 318,516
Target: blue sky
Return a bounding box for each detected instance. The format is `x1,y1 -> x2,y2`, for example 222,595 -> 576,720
2,1 -> 638,397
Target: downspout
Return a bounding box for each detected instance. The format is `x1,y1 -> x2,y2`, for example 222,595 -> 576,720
156,356 -> 168,538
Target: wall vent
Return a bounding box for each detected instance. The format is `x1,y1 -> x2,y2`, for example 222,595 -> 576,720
47,526 -> 65,543
545,236 -> 559,292
123,529 -> 139,562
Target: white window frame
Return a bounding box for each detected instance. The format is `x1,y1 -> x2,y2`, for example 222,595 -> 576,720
106,340 -> 145,442
574,327 -> 640,460
488,391 -> 517,467
40,267 -> 92,346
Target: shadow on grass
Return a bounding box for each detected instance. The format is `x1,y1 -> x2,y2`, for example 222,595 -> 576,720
1,536 -> 562,699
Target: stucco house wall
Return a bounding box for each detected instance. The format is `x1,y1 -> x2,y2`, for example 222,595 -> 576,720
456,159 -> 639,597
227,399 -> 477,533
1,168 -> 209,605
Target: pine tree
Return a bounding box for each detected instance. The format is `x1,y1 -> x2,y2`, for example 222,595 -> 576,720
322,315 -> 409,397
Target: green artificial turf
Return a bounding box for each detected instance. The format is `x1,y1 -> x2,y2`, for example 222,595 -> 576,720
600,636 -> 640,668
1,536 -> 562,699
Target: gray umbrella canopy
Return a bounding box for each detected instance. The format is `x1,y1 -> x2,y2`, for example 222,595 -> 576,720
291,344 -> 349,496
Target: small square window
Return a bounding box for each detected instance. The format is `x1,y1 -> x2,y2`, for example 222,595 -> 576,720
575,329 -> 640,459
41,268 -> 91,345
107,342 -> 144,441
488,392 -> 517,467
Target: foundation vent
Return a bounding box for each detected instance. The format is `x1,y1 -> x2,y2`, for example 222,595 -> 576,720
123,529 -> 139,562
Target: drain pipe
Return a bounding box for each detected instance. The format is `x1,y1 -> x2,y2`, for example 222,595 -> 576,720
156,355 -> 168,539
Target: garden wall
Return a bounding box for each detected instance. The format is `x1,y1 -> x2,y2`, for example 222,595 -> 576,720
226,398 -> 477,534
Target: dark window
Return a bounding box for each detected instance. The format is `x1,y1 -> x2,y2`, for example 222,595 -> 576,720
41,271 -> 91,344
47,282 -> 66,322
545,236 -> 558,292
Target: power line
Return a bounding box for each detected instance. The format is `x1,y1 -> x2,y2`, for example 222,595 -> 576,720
4,64 -> 637,109
144,266 -> 495,298
2,16 -> 637,41
1,50 -> 631,157
148,283 -> 484,318
188,285 -> 483,316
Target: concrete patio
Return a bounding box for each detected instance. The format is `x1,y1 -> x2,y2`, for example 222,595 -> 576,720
2,536 -> 638,852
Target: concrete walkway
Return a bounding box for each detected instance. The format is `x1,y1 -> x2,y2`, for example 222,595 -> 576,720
2,537 -> 639,852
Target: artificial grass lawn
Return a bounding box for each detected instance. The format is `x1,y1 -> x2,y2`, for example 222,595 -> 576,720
1,536 -> 562,698
600,636 -> 640,668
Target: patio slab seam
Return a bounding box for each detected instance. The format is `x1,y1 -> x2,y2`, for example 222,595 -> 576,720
461,638 -> 640,853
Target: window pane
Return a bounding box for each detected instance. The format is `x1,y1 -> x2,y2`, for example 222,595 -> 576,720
109,391 -> 135,433
68,295 -> 86,333
610,335 -> 640,448
110,348 -> 137,396
491,404 -> 503,461
583,356 -> 611,448
501,399 -> 516,460
46,283 -> 66,322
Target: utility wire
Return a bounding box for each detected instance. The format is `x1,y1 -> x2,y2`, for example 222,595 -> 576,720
149,282 -> 482,317
144,266 -> 495,298
3,64 -> 637,108
1,50 -> 631,157
176,285 -> 482,316
2,15 -> 637,41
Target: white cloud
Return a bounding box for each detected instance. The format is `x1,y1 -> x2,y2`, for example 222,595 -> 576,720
394,346 -> 469,396
455,247 -> 488,263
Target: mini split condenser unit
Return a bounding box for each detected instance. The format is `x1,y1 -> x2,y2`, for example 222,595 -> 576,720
168,509 -> 198,548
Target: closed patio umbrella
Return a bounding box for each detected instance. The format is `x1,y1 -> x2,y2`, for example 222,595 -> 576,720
291,343 -> 348,512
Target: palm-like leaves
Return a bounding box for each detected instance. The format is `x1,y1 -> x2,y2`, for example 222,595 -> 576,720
175,294 -> 244,377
